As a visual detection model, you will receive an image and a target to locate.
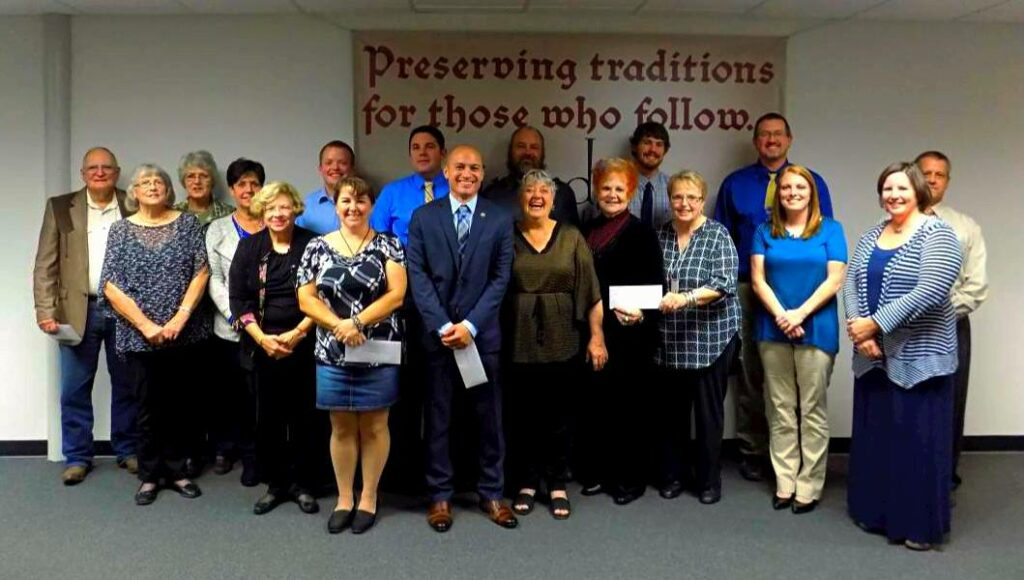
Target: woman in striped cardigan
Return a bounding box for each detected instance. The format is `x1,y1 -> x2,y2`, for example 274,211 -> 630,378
842,162 -> 962,551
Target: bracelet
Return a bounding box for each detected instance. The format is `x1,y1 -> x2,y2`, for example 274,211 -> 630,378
178,305 -> 192,314
352,315 -> 365,333
686,291 -> 697,308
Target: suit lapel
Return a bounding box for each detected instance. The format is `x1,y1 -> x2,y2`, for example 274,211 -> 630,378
68,188 -> 87,234
437,199 -> 460,267
115,189 -> 132,217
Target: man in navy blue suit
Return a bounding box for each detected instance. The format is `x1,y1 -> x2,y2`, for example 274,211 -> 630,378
407,144 -> 517,533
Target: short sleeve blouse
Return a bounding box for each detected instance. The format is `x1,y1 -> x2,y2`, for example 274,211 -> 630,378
296,232 -> 405,367
98,213 -> 210,353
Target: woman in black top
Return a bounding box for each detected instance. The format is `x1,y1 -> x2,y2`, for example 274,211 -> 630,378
229,182 -> 320,516
576,158 -> 663,505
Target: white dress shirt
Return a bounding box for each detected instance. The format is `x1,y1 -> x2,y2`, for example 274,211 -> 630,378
86,192 -> 123,296
932,203 -> 988,317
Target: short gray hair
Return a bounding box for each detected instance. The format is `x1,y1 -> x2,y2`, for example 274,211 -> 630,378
519,169 -> 557,196
125,163 -> 176,211
177,150 -> 218,186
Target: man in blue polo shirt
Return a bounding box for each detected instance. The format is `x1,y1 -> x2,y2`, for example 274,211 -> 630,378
714,112 -> 833,482
295,140 -> 355,234
370,125 -> 449,246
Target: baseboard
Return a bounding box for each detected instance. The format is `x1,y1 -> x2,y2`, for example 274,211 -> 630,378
3,437 -> 1021,458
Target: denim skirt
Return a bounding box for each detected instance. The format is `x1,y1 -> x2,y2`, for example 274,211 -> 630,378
316,364 -> 399,411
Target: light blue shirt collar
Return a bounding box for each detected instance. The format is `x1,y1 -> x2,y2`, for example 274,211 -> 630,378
448,193 -> 478,215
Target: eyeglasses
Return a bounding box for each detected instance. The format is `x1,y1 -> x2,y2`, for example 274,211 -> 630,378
670,195 -> 704,205
136,178 -> 165,189
84,164 -> 117,174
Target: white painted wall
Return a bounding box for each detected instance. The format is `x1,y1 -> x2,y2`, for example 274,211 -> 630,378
787,21 -> 1024,436
2,14 -> 1021,445
0,17 -> 52,441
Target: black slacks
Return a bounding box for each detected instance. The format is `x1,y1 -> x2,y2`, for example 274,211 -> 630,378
659,336 -> 739,493
127,344 -> 198,484
208,337 -> 255,461
253,343 -> 323,494
952,316 -> 972,482
506,360 -> 575,492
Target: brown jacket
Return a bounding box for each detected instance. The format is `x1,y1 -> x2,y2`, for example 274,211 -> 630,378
33,188 -> 132,336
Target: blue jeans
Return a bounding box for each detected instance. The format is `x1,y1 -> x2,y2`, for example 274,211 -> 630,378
59,299 -> 138,465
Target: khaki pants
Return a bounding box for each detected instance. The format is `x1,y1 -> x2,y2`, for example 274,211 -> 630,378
758,341 -> 834,502
736,283 -> 768,458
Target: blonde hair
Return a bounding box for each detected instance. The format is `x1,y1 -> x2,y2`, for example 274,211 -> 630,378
769,165 -> 822,239
667,170 -> 708,200
250,181 -> 305,218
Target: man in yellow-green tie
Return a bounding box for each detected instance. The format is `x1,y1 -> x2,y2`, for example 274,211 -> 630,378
713,112 -> 834,483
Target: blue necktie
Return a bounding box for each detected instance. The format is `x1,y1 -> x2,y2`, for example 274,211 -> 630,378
456,204 -> 471,261
641,181 -> 654,227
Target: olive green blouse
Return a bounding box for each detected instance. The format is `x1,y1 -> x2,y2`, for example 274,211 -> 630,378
174,198 -> 234,226
508,223 -> 601,364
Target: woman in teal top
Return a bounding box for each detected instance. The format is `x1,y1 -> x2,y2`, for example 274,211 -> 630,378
751,165 -> 847,514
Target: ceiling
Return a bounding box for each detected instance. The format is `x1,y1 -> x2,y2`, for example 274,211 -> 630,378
1,0 -> 1021,24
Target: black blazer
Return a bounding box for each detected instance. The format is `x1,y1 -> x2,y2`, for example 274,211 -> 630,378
228,226 -> 317,368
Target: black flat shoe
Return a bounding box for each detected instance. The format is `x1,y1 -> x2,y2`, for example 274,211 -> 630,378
791,499 -> 818,514
698,489 -> 721,505
549,496 -> 571,520
659,480 -> 685,499
173,481 -> 202,499
350,510 -> 377,534
134,485 -> 158,506
253,492 -> 284,515
512,491 -> 536,515
579,483 -> 603,496
182,458 -> 203,479
296,492 -> 320,514
612,488 -> 644,506
773,494 -> 794,510
739,458 -> 766,482
327,509 -> 353,534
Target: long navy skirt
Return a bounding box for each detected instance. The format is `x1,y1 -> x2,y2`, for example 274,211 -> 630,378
847,369 -> 953,545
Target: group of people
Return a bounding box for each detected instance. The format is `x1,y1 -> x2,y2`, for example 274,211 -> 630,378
33,112 -> 987,551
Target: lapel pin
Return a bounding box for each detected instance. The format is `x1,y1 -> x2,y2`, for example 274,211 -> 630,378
480,212 -> 486,218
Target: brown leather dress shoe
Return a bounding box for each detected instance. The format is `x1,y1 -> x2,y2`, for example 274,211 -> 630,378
427,501 -> 453,533
479,499 -> 518,529
61,465 -> 91,486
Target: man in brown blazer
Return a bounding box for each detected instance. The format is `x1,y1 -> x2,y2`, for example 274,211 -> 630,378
34,147 -> 139,485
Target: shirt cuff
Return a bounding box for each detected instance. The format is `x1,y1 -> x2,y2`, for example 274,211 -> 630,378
437,322 -> 453,337
437,320 -> 478,338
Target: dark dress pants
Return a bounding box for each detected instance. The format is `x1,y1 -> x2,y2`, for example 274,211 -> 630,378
659,336 -> 739,493
381,300 -> 426,494
951,316 -> 971,483
424,349 -> 505,502
253,343 -> 322,495
127,344 -> 197,484
207,337 -> 255,462
506,361 -> 574,492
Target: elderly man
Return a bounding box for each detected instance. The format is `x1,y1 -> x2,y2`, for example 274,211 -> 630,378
33,147 -> 139,485
713,112 -> 834,483
295,140 -> 356,234
915,150 -> 988,490
407,145 -> 517,532
481,125 -> 579,226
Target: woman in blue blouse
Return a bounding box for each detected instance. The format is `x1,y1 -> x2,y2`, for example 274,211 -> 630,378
656,170 -> 741,505
100,164 -> 210,506
298,176 -> 407,535
843,162 -> 962,551
751,165 -> 846,514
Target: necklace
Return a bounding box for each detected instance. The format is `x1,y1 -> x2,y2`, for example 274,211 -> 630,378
340,227 -> 371,256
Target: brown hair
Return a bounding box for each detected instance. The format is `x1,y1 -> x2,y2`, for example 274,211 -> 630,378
876,162 -> 932,212
769,165 -> 822,239
335,176 -> 376,204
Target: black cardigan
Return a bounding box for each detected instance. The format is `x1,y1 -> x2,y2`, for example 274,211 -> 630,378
580,214 -> 663,361
228,226 -> 317,368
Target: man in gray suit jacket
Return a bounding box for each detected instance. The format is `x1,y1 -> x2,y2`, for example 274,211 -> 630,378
33,147 -> 138,485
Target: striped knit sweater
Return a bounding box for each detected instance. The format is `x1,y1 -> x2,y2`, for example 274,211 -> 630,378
842,216 -> 963,388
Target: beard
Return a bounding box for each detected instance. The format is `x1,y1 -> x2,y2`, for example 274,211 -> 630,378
509,155 -> 545,176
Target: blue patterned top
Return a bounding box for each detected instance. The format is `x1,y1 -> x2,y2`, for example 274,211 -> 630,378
99,213 -> 210,353
296,232 -> 405,367
655,219 -> 741,369
842,216 -> 962,388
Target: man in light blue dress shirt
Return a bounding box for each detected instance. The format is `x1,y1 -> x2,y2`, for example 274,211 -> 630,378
370,125 -> 449,246
295,140 -> 355,234
628,122 -> 673,229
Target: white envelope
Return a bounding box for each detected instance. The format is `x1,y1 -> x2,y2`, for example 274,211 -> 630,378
454,341 -> 488,389
609,285 -> 663,310
51,324 -> 82,346
344,340 -> 402,365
